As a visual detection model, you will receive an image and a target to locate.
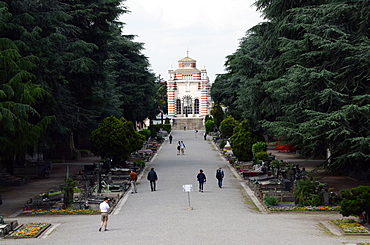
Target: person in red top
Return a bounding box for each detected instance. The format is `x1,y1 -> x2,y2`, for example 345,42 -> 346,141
129,170 -> 138,194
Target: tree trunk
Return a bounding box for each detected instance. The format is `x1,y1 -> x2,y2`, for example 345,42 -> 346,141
4,158 -> 14,175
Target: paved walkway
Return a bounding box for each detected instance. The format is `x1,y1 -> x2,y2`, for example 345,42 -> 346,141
1,130 -> 370,244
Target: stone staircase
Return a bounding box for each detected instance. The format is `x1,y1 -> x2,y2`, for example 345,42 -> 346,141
172,118 -> 204,130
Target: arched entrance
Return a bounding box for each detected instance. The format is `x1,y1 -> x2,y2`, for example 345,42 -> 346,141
183,95 -> 192,117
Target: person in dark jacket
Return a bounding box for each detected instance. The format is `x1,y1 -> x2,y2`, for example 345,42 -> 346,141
216,167 -> 225,188
147,168 -> 158,191
169,134 -> 173,144
197,169 -> 206,192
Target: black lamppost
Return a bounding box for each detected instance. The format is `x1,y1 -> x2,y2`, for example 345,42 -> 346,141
97,162 -> 103,193
184,100 -> 188,117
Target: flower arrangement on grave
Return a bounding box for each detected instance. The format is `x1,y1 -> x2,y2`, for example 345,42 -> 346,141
21,209 -> 100,215
330,219 -> 369,234
268,206 -> 341,212
10,222 -> 50,238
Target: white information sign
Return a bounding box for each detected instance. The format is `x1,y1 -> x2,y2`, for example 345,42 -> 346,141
183,184 -> 193,192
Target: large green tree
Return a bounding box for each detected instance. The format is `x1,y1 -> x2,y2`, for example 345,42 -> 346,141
155,76 -> 168,115
210,104 -> 225,128
107,33 -> 158,123
215,0 -> 370,176
0,38 -> 52,174
0,0 -> 158,171
230,121 -> 264,161
90,116 -> 145,163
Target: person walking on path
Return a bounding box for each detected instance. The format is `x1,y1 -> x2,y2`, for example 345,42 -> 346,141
99,197 -> 110,232
203,132 -> 207,140
129,170 -> 138,193
180,141 -> 186,155
177,141 -> 181,155
197,169 -> 206,192
216,167 -> 224,188
147,168 -> 158,191
184,124 -> 186,131
169,134 -> 173,144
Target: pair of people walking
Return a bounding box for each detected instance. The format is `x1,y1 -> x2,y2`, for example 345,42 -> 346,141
196,167 -> 224,192
177,141 -> 186,155
131,168 -> 159,192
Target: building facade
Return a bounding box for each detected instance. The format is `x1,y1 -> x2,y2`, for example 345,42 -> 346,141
167,52 -> 211,118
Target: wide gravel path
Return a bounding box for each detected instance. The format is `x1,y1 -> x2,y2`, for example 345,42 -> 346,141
3,130 -> 370,245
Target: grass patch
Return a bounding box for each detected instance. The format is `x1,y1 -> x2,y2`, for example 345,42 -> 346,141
241,190 -> 259,212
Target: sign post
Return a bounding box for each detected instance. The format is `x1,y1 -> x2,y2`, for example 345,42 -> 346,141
183,184 -> 193,210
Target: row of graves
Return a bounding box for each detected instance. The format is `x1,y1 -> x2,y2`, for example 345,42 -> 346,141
235,156 -> 338,207
22,156 -> 154,212
0,138 -> 163,238
29,137 -> 164,210
218,140 -> 336,207
239,157 -> 302,203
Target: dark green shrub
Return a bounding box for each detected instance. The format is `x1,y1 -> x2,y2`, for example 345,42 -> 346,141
205,115 -> 213,122
230,121 -> 254,161
340,186 -> 370,217
148,124 -> 171,138
293,179 -> 323,206
161,124 -> 171,133
63,178 -> 76,205
134,160 -> 146,168
148,124 -> 160,137
220,115 -> 239,138
254,151 -> 268,161
138,129 -> 151,140
205,120 -> 215,133
156,136 -> 164,142
252,142 -> 267,157
264,196 -> 278,206
210,104 -> 224,127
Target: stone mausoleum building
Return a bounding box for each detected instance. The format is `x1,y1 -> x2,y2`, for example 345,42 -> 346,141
167,51 -> 212,130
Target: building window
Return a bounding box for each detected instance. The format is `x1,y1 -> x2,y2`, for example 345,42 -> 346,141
194,99 -> 199,114
176,99 -> 181,114
182,74 -> 192,80
183,96 -> 192,116
184,63 -> 190,67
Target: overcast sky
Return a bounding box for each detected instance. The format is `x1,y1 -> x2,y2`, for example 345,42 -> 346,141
119,0 -> 264,82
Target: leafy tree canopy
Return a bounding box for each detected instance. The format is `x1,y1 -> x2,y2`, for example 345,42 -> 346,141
215,0 -> 370,175
210,104 -> 225,128
230,120 -> 264,161
90,116 -> 145,162
220,115 -> 239,138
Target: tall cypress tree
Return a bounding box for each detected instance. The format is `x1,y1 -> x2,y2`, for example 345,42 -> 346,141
217,0 -> 370,175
